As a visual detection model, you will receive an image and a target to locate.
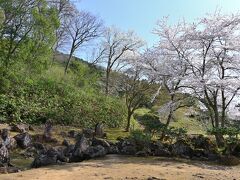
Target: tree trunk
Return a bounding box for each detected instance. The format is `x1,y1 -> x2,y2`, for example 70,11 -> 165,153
213,107 -> 225,147
215,133 -> 225,147
105,69 -> 110,95
166,107 -> 173,127
125,111 -> 132,132
161,96 -> 174,140
64,51 -> 73,74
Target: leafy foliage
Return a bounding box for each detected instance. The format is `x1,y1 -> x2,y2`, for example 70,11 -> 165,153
129,129 -> 151,147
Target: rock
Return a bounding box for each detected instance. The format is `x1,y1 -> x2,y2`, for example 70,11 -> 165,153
1,129 -> 9,141
3,137 -> 17,150
21,147 -> 37,158
29,125 -> 34,131
107,145 -> 119,154
83,145 -> 107,159
31,148 -> 58,168
44,121 -> 53,137
107,142 -> 119,154
6,166 -> 21,173
74,135 -> 91,152
147,177 -> 164,180
69,135 -> 91,162
95,123 -> 105,138
62,139 -> 70,147
150,141 -> 171,157
154,148 -> 171,157
69,135 -> 107,162
14,133 -> 32,149
136,151 -> 148,157
32,142 -> 46,151
121,145 -> 137,155
0,166 -> 20,174
82,128 -> 95,138
192,149 -> 206,159
117,138 -> 137,155
68,130 -> 78,138
207,153 -> 220,161
190,135 -> 217,151
63,144 -> 75,157
10,124 -> 29,133
55,147 -> 69,163
31,147 -> 68,168
92,138 -> 110,148
0,129 -> 17,150
22,143 -> 46,158
171,139 -> 194,158
0,145 -> 9,165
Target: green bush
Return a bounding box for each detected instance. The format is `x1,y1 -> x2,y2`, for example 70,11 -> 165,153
0,68 -> 127,128
208,127 -> 240,154
138,113 -> 164,136
130,129 -> 151,149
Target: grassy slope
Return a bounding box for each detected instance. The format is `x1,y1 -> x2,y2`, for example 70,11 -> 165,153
170,108 -> 207,134
133,107 -> 207,135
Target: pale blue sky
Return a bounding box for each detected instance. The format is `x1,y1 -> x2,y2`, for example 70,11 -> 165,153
77,0 -> 240,46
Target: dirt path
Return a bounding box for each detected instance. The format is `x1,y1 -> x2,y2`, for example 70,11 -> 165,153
0,155 -> 240,180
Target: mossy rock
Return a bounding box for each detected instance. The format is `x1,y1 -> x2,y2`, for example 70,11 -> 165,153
189,134 -> 217,152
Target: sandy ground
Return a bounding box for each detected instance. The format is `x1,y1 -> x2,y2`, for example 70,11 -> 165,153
0,155 -> 240,180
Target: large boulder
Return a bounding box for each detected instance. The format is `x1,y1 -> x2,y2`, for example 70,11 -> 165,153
0,166 -> 20,174
121,146 -> 137,155
95,123 -> 106,138
3,137 -> 17,150
1,129 -> 9,141
1,129 -> 16,150
117,139 -> 137,155
69,135 -> 108,162
63,144 -> 75,157
31,147 -> 68,168
22,143 -> 46,158
106,141 -> 119,154
69,135 -> 91,162
92,138 -> 110,149
82,129 -> 95,139
190,135 -> 217,152
83,145 -> 107,159
31,148 -> 58,168
14,133 -> 32,149
171,139 -> 194,158
32,142 -> 46,151
0,145 -> 9,166
150,141 -> 171,157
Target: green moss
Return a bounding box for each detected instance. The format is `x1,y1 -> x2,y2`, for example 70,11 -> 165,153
105,128 -> 130,142
10,151 -> 33,169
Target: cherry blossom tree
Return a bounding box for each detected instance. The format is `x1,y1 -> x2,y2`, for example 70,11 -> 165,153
141,47 -> 192,129
143,11 -> 240,146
